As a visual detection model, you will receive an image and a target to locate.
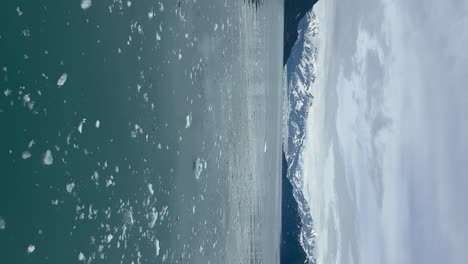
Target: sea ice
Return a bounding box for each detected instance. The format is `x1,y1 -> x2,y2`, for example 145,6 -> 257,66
155,239 -> 160,256
27,244 -> 35,253
194,158 -> 205,180
57,73 -> 68,87
66,182 -> 75,193
148,211 -> 158,228
22,151 -> 31,159
185,114 -> 192,128
81,0 -> 92,9
0,217 -> 5,230
43,149 -> 53,165
78,119 -> 86,133
148,183 -> 154,195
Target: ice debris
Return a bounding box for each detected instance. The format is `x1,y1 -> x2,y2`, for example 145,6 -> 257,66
43,149 -> 53,165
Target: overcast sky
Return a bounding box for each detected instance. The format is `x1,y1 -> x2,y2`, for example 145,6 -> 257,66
304,0 -> 468,263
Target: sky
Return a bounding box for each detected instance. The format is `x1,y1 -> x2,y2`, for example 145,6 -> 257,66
303,0 -> 468,263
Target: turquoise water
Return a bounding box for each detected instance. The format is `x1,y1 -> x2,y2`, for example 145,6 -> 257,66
0,0 -> 283,263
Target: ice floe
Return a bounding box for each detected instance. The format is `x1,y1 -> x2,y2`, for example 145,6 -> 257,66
193,158 -> 207,180
27,244 -> 35,253
106,233 -> 113,243
57,73 -> 68,87
0,217 -> 5,230
155,239 -> 160,256
22,151 -> 31,159
81,0 -> 92,10
43,149 -> 53,165
148,183 -> 154,195
185,114 -> 192,128
78,252 -> 85,261
78,118 -> 86,134
66,182 -> 75,193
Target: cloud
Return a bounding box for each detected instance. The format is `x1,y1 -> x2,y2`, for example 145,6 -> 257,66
306,0 -> 468,263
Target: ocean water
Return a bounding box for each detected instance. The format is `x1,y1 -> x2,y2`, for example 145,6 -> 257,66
0,0 -> 283,263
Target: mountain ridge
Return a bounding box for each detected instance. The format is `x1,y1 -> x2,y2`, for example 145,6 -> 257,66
282,7 -> 320,264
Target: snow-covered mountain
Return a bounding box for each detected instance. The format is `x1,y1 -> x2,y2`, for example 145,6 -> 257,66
283,10 -> 319,264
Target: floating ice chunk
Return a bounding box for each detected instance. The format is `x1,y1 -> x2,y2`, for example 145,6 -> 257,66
22,29 -> 30,37
4,89 -> 12,96
131,123 -> 143,138
123,209 -> 134,226
17,7 -> 23,16
127,1 -> 132,7
148,183 -> 154,195
148,211 -> 158,228
28,139 -> 35,148
214,24 -> 218,31
78,252 -> 85,261
155,239 -> 160,256
159,2 -> 164,11
66,182 -> 75,193
193,158 -> 204,180
148,11 -> 154,19
22,151 -> 31,159
78,118 -> 86,133
192,205 -> 196,214
91,171 -> 99,184
0,216 -> 5,230
43,150 -> 53,165
95,120 -> 100,128
185,114 -> 192,128
51,199 -> 59,205
178,52 -> 182,60
105,176 -> 114,187
27,244 -> 35,253
156,32 -> 161,41
264,141 -> 267,153
23,94 -> 30,103
81,0 -> 92,9
106,233 -> 113,243
57,73 -> 68,87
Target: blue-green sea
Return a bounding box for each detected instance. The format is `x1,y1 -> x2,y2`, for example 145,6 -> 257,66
0,0 -> 284,263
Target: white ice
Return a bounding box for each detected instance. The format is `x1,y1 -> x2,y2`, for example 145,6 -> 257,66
43,149 -> 53,165
148,183 -> 154,195
185,114 -> 192,128
81,0 -> 92,10
57,73 -> 68,87
27,244 -> 35,253
22,151 -> 31,159
66,182 -> 75,193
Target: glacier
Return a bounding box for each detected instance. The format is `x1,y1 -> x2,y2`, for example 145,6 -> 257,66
283,10 -> 319,264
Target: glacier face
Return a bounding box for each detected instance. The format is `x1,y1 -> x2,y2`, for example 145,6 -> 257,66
283,10 -> 319,264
